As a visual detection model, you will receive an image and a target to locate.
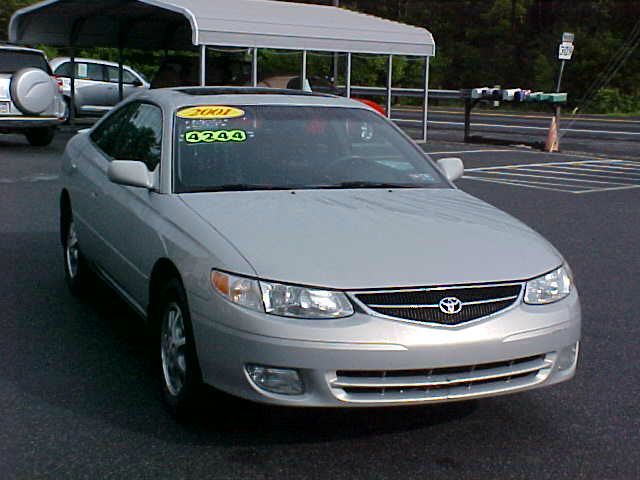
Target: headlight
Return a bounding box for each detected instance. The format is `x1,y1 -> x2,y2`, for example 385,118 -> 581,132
524,266 -> 572,305
211,271 -> 354,319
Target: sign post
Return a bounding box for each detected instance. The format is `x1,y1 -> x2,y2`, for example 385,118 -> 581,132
548,32 -> 574,152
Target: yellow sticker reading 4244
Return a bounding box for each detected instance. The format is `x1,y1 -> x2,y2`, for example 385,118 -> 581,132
184,129 -> 247,143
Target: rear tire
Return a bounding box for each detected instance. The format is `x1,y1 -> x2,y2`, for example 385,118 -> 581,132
63,98 -> 74,125
25,126 -> 56,147
157,279 -> 203,419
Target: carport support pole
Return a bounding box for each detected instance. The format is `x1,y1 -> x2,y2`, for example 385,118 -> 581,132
69,48 -> 76,125
118,47 -> 124,102
422,57 -> 429,143
199,45 -> 206,86
346,53 -> 352,98
422,56 -> 430,142
301,50 -> 307,90
386,55 -> 393,119
252,48 -> 258,87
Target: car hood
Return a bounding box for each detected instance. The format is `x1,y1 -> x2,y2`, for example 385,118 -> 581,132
180,188 -> 562,290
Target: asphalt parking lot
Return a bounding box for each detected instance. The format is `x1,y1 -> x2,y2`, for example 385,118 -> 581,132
1,128 -> 639,479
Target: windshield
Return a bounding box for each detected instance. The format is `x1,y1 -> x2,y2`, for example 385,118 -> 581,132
173,105 -> 447,193
0,50 -> 51,74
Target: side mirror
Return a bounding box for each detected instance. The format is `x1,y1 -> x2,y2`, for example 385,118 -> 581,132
108,160 -> 156,189
131,79 -> 143,87
437,157 -> 464,182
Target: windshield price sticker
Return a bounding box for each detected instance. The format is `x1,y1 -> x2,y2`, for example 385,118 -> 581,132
177,106 -> 245,120
184,129 -> 248,143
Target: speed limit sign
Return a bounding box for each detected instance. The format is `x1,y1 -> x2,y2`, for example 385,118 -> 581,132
559,42 -> 574,60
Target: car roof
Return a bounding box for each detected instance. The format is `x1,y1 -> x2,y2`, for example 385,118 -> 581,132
50,57 -> 137,71
136,87 -> 373,110
0,44 -> 44,55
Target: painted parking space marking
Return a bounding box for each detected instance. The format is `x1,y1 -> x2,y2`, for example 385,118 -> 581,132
463,160 -> 640,194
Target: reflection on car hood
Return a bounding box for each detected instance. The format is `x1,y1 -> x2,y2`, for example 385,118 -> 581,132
180,188 -> 562,289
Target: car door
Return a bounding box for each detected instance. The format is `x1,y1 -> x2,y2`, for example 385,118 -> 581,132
89,101 -> 165,307
74,62 -> 110,113
72,104 -> 134,264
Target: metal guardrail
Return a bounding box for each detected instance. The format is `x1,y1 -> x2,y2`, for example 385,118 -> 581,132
339,86 -> 462,100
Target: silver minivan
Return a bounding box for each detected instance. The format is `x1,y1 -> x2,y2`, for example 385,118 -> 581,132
50,57 -> 149,117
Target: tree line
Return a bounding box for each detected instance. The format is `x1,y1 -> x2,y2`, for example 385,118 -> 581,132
2,0 -> 638,113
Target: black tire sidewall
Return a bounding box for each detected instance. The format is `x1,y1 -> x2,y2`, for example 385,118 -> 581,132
61,213 -> 86,296
26,127 -> 56,146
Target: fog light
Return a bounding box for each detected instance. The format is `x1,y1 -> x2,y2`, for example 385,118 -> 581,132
245,365 -> 304,395
557,342 -> 579,371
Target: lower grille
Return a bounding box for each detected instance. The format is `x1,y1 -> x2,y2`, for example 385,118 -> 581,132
329,353 -> 555,404
353,283 -> 522,325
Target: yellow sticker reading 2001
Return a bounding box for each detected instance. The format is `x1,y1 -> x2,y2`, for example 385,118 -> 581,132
177,106 -> 245,120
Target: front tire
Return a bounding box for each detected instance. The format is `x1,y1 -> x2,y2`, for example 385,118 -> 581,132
62,213 -> 90,296
158,279 -> 202,419
25,126 -> 56,146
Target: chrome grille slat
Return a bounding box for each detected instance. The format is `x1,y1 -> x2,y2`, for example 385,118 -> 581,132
331,356 -> 551,388
329,353 -> 556,404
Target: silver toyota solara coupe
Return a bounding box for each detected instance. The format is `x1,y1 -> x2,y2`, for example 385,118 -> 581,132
60,87 -> 580,417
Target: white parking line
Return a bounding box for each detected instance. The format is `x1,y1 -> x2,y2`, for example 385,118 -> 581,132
505,165 -> 640,180
426,149 -> 515,155
462,175 -> 586,193
465,159 -> 630,171
0,174 -> 59,184
471,170 -> 630,186
463,160 -> 640,194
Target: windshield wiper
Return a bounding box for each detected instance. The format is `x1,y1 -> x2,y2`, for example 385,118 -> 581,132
314,181 -> 424,189
186,184 -> 295,193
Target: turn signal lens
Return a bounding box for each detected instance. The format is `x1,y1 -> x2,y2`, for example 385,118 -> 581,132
211,271 -> 263,312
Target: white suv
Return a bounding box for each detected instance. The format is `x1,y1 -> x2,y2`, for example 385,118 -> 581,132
0,45 -> 66,146
50,57 -> 149,118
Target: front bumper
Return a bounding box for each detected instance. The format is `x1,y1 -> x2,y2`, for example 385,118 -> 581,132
189,290 -> 581,407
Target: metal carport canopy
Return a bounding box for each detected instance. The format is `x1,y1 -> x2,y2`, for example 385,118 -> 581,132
9,0 -> 435,56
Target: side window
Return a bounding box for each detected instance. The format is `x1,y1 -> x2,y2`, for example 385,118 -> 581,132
76,62 -> 105,81
111,103 -> 163,171
90,104 -> 134,158
123,70 -> 138,84
106,66 -> 118,83
54,62 -> 72,77
106,67 -> 139,85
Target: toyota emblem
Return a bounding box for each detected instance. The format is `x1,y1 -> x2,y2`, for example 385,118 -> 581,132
439,297 -> 463,315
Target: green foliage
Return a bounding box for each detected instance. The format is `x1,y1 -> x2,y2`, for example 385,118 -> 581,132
587,88 -> 640,114
0,0 -> 32,40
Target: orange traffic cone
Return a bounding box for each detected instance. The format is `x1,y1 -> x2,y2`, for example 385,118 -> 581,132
545,116 -> 559,152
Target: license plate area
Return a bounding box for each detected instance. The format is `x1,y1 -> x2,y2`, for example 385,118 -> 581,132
0,101 -> 10,114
